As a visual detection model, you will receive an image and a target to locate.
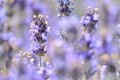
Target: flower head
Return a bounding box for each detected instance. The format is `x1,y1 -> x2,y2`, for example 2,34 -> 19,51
57,0 -> 74,17
29,14 -> 48,42
0,0 -> 4,10
80,6 -> 99,33
29,14 -> 49,56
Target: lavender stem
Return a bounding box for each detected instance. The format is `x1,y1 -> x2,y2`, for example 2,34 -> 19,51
39,55 -> 42,67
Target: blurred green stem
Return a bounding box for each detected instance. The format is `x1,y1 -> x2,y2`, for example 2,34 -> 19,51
40,55 -> 42,67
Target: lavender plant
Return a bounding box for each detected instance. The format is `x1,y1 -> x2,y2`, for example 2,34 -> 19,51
79,6 -> 100,80
80,6 -> 99,33
57,0 -> 74,17
29,14 -> 50,66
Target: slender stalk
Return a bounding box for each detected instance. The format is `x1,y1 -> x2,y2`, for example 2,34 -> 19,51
39,55 -> 42,67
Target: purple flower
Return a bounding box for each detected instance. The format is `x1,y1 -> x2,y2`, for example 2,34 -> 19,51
0,0 -> 4,10
36,62 -> 54,80
93,13 -> 99,21
80,6 -> 99,33
29,14 -> 49,56
30,43 -> 46,55
57,0 -> 74,17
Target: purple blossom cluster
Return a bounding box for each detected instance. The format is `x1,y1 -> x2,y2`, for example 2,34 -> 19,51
29,14 -> 50,67
29,14 -> 49,56
80,6 -> 99,33
57,0 -> 74,17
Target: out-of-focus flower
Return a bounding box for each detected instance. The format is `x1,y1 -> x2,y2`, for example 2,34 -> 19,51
36,62 -> 54,80
15,0 -> 26,10
80,6 -> 99,33
1,32 -> 23,49
100,65 -> 107,80
0,0 -> 4,10
57,0 -> 74,17
102,0 -> 120,26
11,51 -> 54,80
116,68 -> 120,79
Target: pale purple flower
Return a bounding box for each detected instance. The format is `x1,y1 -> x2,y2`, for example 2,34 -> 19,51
80,6 -> 99,33
57,0 -> 74,17
93,13 -> 99,21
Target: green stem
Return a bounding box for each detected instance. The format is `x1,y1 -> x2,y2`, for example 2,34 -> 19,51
39,55 -> 42,67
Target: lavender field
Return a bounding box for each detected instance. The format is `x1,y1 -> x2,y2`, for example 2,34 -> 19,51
0,0 -> 120,80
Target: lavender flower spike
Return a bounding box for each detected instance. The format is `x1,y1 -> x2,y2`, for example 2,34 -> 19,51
57,0 -> 74,17
80,6 -> 99,33
29,14 -> 50,66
